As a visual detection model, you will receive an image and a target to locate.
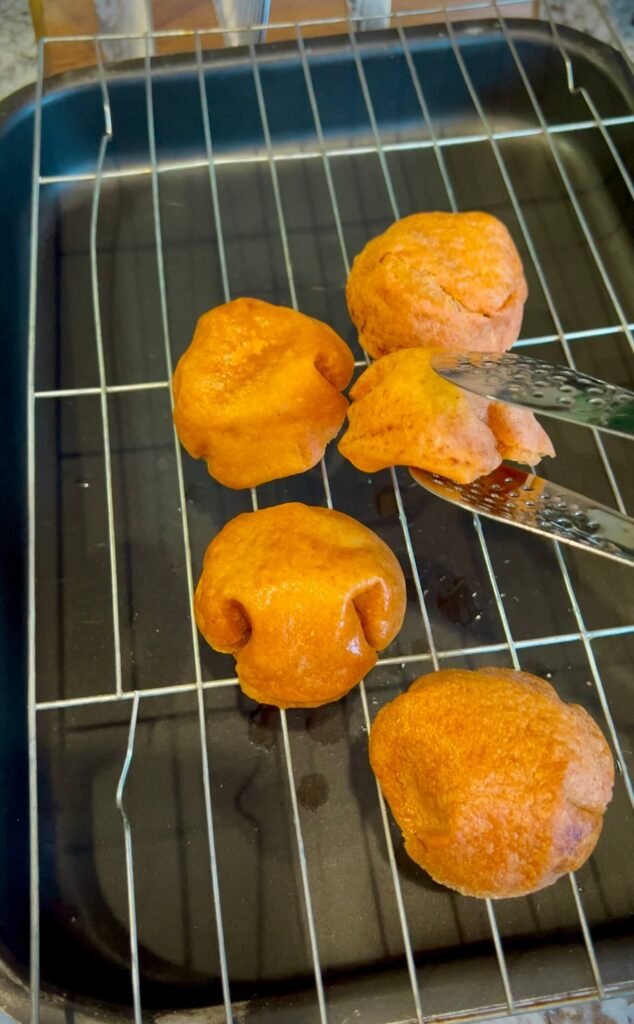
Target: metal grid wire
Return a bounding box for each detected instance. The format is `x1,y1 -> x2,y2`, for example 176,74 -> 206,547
26,1 -> 633,1022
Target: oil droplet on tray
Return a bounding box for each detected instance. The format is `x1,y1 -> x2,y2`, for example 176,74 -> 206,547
375,486 -> 398,518
248,704 -> 279,752
437,576 -> 481,626
306,703 -> 346,746
297,772 -> 329,811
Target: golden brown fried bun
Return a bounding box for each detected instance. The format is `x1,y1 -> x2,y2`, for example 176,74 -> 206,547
338,349 -> 554,484
346,212 -> 528,357
369,668 -> 614,898
194,503 -> 406,709
173,298 -> 354,489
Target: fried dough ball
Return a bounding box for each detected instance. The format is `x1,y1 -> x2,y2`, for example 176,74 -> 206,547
368,663 -> 614,897
369,667 -> 614,898
173,298 -> 354,488
346,212 -> 527,358
338,349 -> 554,484
194,503 -> 406,708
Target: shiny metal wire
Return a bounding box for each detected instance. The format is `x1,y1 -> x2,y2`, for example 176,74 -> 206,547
27,3 -> 634,1022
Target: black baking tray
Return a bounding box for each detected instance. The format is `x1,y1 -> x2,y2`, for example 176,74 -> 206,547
1,17 -> 633,1024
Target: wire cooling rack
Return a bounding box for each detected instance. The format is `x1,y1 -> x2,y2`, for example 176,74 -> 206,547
26,2 -> 634,1023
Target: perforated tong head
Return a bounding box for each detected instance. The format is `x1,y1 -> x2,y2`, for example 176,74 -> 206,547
412,352 -> 634,565
430,350 -> 634,439
411,465 -> 633,566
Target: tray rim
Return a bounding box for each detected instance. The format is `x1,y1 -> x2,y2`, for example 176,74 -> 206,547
1,16 -> 633,134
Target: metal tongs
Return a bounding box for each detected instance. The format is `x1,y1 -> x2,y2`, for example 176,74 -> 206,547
410,351 -> 634,566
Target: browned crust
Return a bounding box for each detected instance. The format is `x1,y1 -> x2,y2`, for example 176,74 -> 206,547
195,503 -> 406,708
369,667 -> 614,898
173,297 -> 355,488
346,212 -> 528,358
338,349 -> 554,484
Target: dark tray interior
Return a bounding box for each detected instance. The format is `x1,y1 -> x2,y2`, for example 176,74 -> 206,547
1,17 -> 633,1024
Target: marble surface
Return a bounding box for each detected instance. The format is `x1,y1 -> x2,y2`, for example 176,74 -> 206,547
0,0 -> 36,100
550,0 -> 634,52
0,1 -> 632,1023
